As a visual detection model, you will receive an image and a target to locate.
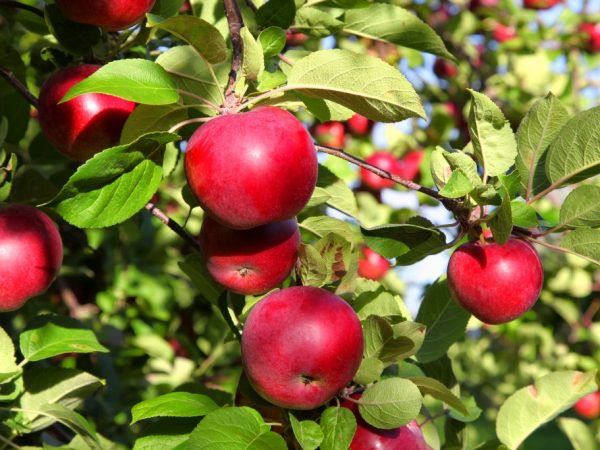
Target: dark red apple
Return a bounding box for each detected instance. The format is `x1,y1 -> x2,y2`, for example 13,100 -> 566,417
433,58 -> 459,78
198,216 -> 300,295
241,286 -> 364,410
397,150 -> 424,182
578,23 -> 600,53
38,65 -> 136,160
341,395 -> 429,450
358,247 -> 390,281
0,205 -> 63,312
286,30 -> 309,46
314,121 -> 346,148
574,392 -> 600,420
447,237 -> 543,324
360,152 -> 400,190
55,0 -> 156,31
469,0 -> 500,10
185,106 -> 317,230
523,0 -> 561,9
347,114 -> 372,137
493,24 -> 517,43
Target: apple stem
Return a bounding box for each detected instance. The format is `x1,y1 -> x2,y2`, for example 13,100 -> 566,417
223,0 -> 244,106
144,202 -> 202,253
0,0 -> 44,18
0,64 -> 38,108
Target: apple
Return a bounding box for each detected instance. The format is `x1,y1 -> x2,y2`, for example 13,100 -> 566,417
579,23 -> 600,53
0,205 -> 63,312
433,58 -> 459,78
469,0 -> 500,10
347,114 -> 372,137
38,64 -> 136,160
241,286 -> 364,410
358,247 -> 390,281
341,395 -> 429,450
314,121 -> 346,148
493,24 -> 517,43
55,0 -> 156,31
198,216 -> 300,295
397,150 -> 424,182
286,31 -> 309,46
574,391 -> 600,420
447,237 -> 543,324
523,0 -> 561,9
360,151 -> 400,190
185,106 -> 317,230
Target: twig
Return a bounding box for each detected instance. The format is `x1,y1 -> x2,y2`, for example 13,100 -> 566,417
144,203 -> 201,252
526,237 -> 600,266
0,433 -> 20,450
223,0 -> 244,104
56,278 -> 99,319
0,64 -> 38,108
168,117 -> 213,134
0,0 -> 44,18
278,53 -> 294,66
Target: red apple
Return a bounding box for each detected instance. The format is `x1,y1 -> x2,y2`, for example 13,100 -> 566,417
433,58 -> 459,78
523,0 -> 561,9
55,0 -> 156,31
447,237 -> 543,324
38,65 -> 136,160
397,150 -> 424,182
358,247 -> 390,281
493,24 -> 517,43
469,0 -> 500,9
341,395 -> 429,450
185,106 -> 317,230
198,216 -> 300,295
578,23 -> 600,53
0,205 -> 63,312
347,114 -> 372,137
360,152 -> 400,190
286,31 -> 309,46
574,392 -> 600,420
241,286 -> 364,410
314,121 -> 346,148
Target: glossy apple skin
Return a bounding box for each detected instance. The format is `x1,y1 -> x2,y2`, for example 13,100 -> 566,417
347,114 -> 372,136
358,247 -> 390,281
579,23 -> 600,53
433,58 -> 459,78
493,24 -> 517,43
185,107 -> 317,230
55,0 -> 156,31
523,0 -> 561,9
315,121 -> 346,148
241,286 -> 364,410
361,152 -> 400,190
574,392 -> 600,420
0,205 -> 63,312
341,396 -> 429,450
447,238 -> 543,324
198,216 -> 300,295
397,150 -> 424,182
38,65 -> 136,160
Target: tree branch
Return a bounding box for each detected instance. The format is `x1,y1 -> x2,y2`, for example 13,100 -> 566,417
144,202 -> 201,252
223,0 -> 244,104
0,0 -> 44,18
0,64 -> 38,108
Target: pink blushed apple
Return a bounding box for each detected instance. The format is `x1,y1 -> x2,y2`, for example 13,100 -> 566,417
358,247 -> 390,281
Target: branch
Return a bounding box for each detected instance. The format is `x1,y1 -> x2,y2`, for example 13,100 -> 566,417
0,64 -> 38,108
144,202 -> 202,252
0,0 -> 44,18
223,0 -> 244,104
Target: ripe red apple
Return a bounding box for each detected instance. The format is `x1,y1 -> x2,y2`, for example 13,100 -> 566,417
433,58 -> 459,79
578,23 -> 600,53
286,31 -> 309,46
347,114 -> 372,137
447,237 -> 543,324
314,121 -> 346,148
493,24 -> 517,43
241,286 -> 364,410
55,0 -> 156,31
198,216 -> 300,295
360,151 -> 400,190
397,150 -> 424,182
38,65 -> 136,160
523,0 -> 561,9
0,205 -> 63,312
358,247 -> 390,281
574,392 -> 600,420
185,106 -> 317,230
341,395 -> 429,450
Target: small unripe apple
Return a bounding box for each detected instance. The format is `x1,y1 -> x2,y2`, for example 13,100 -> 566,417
55,0 -> 156,31
0,205 -> 63,312
185,106 -> 317,230
314,121 -> 346,148
241,286 -> 364,410
523,0 -> 562,9
574,392 -> 600,420
397,150 -> 424,182
493,24 -> 517,43
38,65 -> 136,160
447,237 -> 543,324
360,152 -> 400,190
433,58 -> 459,78
358,247 -> 390,281
198,216 -> 300,295
286,31 -> 309,46
347,114 -> 372,137
578,23 -> 600,53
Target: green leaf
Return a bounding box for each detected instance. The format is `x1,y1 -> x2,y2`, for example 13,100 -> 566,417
147,15 -> 227,64
298,243 -> 328,287
151,0 -> 186,18
561,228 -> 600,265
546,106 -> 600,188
296,92 -> 355,122
353,287 -> 406,321
256,0 -> 296,28
439,170 -> 473,198
510,200 -> 538,228
19,315 -> 108,362
496,370 -> 598,450
515,93 -> 569,197
448,395 -> 483,423
287,49 -> 425,122
120,104 -> 188,145
179,253 -> 224,303
358,378 -> 423,429
132,392 -> 219,424
353,357 -> 384,385
44,4 -> 101,56
343,3 -> 455,60
49,132 -> 178,228
294,7 -> 343,37
258,27 -> 286,57
415,278 -> 470,363
61,59 -> 179,105
557,417 -> 598,450
0,326 -> 20,384
240,27 -> 264,81
133,417 -> 196,450
430,147 -> 452,189
363,316 -> 421,364
289,414 -> 324,450
313,233 -> 353,284
317,166 -> 359,219
320,406 -> 356,450
467,89 -> 517,177
408,376 -> 468,415
301,216 -> 358,244
188,407 -> 287,449
35,403 -> 100,450
560,185 -> 600,228
490,186 -> 512,245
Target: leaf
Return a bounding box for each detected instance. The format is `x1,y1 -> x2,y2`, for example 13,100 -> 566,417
439,170 -> 473,198
240,27 -> 264,81
301,216 -> 358,244
363,316 -> 420,364
61,59 -> 179,105
343,3 -> 454,60
178,253 -> 224,303
256,0 -> 296,29
258,27 -> 286,57
133,417 -> 197,450
557,417 -> 598,450
19,315 -> 108,362
320,406 -> 356,450
467,89 -> 517,177
496,370 -> 598,450
120,104 -> 188,145
0,326 -> 20,384
353,357 -> 384,385
298,243 -> 328,287
561,228 -> 600,265
314,233 -> 353,284
415,278 -> 470,363
132,392 -> 219,424
560,185 -> 600,228
289,414 -> 324,450
358,378 -> 423,429
44,4 -> 101,56
35,404 -> 100,449
287,49 -> 425,122
317,165 -> 359,219
490,186 -> 512,245
188,407 -> 287,450
147,15 -> 227,64
294,7 -> 343,37
448,395 -> 483,423
408,376 -> 468,415
511,200 -> 538,228
49,132 -> 178,228
515,93 -> 569,197
546,106 -> 600,187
